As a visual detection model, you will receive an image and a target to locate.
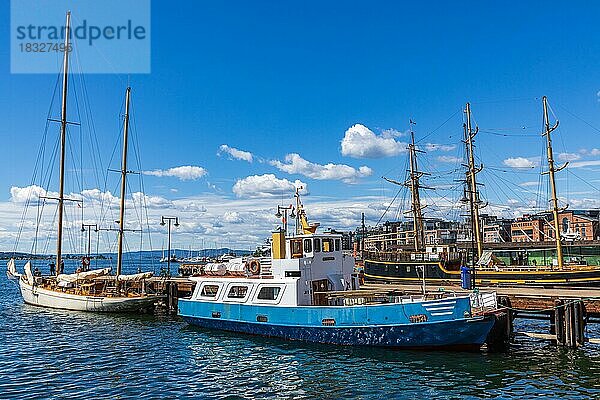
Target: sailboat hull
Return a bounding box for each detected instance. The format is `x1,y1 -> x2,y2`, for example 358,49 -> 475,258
18,278 -> 157,312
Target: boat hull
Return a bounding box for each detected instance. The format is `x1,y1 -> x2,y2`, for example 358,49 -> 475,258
19,278 -> 157,312
178,297 -> 495,349
364,259 -> 600,286
182,315 -> 493,349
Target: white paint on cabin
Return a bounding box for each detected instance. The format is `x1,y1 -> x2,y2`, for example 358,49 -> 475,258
189,233 -> 358,306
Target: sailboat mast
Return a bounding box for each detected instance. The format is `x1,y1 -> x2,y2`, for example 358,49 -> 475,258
464,103 -> 483,259
408,130 -> 424,251
542,96 -> 564,269
116,87 -> 131,277
56,11 -> 71,273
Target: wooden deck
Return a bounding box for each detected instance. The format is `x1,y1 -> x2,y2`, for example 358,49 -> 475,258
362,283 -> 600,315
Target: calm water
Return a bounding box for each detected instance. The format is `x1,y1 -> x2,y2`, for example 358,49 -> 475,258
1,260 -> 600,399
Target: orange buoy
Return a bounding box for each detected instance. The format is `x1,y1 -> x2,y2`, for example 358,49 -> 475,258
248,259 -> 261,275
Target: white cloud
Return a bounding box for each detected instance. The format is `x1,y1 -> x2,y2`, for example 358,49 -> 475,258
579,148 -> 600,156
218,144 -> 253,163
426,143 -> 456,152
341,124 -> 407,158
176,201 -> 207,213
381,128 -> 407,138
232,174 -> 308,198
270,153 -> 372,183
558,152 -> 581,162
81,188 -> 119,204
569,160 -> 600,168
131,192 -> 173,209
222,211 -> 244,223
503,157 -> 536,168
10,185 -> 52,203
519,181 -> 539,187
437,155 -> 462,163
143,166 -> 207,180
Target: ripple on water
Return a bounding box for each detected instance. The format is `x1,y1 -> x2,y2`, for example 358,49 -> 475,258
2,275 -> 600,399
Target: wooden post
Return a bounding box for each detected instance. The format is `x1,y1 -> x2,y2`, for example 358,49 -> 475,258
554,299 -> 565,346
549,308 -> 556,344
170,282 -> 178,314
565,301 -> 574,348
574,300 -> 586,347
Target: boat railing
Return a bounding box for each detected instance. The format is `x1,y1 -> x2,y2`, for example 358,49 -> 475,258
470,292 -> 498,314
364,250 -> 462,263
476,264 -> 599,272
323,290 -> 456,306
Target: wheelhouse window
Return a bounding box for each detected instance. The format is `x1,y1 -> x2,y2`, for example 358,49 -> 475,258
291,239 -> 303,258
334,239 -> 341,251
314,238 -> 321,253
304,239 -> 312,253
322,238 -> 334,252
227,285 -> 248,299
200,284 -> 220,298
257,286 -> 281,301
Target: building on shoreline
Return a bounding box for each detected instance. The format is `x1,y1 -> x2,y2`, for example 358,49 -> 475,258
359,210 -> 600,250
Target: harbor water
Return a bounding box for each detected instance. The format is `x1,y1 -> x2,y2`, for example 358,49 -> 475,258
1,260 -> 600,399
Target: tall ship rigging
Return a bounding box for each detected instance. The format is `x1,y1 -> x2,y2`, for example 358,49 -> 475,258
364,100 -> 600,286
6,12 -> 158,312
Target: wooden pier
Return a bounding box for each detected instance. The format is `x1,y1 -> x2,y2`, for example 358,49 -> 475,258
147,277 -> 194,314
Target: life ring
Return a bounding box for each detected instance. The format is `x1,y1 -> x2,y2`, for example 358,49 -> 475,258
82,257 -> 91,268
248,259 -> 261,275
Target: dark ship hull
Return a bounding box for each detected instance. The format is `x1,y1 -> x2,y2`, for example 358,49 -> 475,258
364,259 -> 600,286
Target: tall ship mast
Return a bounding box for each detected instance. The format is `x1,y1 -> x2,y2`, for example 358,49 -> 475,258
541,96 -> 566,269
463,103 -> 483,260
362,100 -> 600,287
116,87 -> 132,283
382,121 -> 428,252
7,12 -> 158,312
55,11 -> 71,274
407,126 -> 426,252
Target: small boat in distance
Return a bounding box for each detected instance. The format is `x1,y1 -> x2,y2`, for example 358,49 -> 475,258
9,12 -> 157,312
179,190 -> 500,350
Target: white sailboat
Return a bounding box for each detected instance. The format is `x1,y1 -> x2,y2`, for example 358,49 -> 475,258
10,12 -> 158,312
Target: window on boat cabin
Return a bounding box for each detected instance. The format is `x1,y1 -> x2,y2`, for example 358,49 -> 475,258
314,238 -> 321,253
200,284 -> 220,298
291,239 -> 303,259
322,238 -> 334,252
334,239 -> 340,252
304,239 -> 312,253
227,285 -> 248,299
257,286 -> 281,301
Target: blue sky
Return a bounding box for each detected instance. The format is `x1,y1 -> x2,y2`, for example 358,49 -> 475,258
3,1 -> 600,252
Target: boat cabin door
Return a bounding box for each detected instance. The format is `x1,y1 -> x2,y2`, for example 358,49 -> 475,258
311,279 -> 331,306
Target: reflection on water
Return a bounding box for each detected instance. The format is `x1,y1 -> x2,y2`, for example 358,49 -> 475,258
1,264 -> 600,399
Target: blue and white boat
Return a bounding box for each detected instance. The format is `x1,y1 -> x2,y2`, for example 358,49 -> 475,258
179,193 -> 499,350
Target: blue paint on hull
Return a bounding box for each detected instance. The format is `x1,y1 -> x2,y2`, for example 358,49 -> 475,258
182,315 -> 494,349
178,297 -> 495,349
